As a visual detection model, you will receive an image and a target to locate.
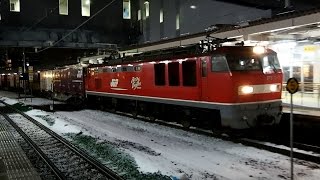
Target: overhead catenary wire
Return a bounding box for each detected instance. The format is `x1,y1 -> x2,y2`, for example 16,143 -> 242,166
36,0 -> 117,54
21,6 -> 59,32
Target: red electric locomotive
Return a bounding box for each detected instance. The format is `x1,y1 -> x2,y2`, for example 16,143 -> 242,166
85,42 -> 283,129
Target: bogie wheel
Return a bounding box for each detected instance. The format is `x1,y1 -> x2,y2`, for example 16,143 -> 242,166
211,111 -> 222,133
147,115 -> 156,121
181,116 -> 191,129
132,111 -> 138,118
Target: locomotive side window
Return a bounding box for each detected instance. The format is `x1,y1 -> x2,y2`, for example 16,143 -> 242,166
182,60 -> 196,86
168,62 -> 180,86
211,55 -> 228,72
201,58 -> 207,77
102,68 -> 109,72
134,66 -> 141,71
154,63 -> 166,86
97,67 -> 103,73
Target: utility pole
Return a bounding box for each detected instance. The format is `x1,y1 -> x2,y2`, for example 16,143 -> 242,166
23,48 -> 26,100
285,0 -> 290,8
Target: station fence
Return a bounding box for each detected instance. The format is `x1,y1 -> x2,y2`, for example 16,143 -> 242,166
282,82 -> 320,108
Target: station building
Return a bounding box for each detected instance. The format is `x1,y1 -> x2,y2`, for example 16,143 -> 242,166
0,0 -> 138,70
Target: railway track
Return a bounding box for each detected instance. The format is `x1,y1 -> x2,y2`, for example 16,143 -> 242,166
0,101 -> 123,180
5,100 -> 320,169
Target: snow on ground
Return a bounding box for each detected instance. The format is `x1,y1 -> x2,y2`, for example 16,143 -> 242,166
18,98 -> 63,106
0,90 -> 63,106
1,91 -> 320,179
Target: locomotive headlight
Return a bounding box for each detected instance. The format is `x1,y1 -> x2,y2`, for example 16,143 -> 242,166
270,84 -> 279,92
239,86 -> 254,95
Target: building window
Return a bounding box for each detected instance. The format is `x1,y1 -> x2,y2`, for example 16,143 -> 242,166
10,0 -> 20,12
160,9 -> 163,23
144,1 -> 149,18
176,14 -> 180,30
137,9 -> 141,20
123,0 -> 131,19
59,0 -> 68,15
81,0 -> 90,17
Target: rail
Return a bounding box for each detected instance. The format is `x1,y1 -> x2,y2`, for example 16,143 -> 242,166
282,82 -> 320,108
0,109 -> 66,180
0,100 -> 123,180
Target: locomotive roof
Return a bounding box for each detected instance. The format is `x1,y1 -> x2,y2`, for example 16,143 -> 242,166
87,45 -> 275,68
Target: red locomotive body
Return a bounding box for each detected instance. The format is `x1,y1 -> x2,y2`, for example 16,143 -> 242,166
85,46 -> 283,129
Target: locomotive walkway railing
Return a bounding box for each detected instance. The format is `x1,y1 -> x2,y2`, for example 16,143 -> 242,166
282,82 -> 320,108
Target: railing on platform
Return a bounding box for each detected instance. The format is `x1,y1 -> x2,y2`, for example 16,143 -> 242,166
282,82 -> 320,108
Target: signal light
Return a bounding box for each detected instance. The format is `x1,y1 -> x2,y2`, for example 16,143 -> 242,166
253,46 -> 265,54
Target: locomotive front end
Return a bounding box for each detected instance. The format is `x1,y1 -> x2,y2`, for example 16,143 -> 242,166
210,46 -> 283,129
233,47 -> 283,128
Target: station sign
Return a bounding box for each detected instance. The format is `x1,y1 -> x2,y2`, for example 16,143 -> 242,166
28,66 -> 33,82
286,77 -> 299,94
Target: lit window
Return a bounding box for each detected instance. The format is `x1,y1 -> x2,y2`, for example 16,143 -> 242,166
160,9 -> 163,23
10,0 -> 20,12
137,9 -> 141,20
176,14 -> 180,30
59,0 -> 68,15
144,1 -> 149,18
81,0 -> 90,17
123,0 -> 131,19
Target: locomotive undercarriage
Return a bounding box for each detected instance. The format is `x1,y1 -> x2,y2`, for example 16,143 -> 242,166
87,95 -> 222,130
87,93 -> 282,130
219,100 -> 283,129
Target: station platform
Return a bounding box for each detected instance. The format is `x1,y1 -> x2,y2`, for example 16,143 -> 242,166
282,92 -> 320,117
0,116 -> 41,180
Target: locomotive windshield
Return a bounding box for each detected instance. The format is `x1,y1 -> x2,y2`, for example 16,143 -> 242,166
211,53 -> 281,73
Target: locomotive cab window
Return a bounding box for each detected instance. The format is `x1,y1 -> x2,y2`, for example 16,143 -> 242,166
227,56 -> 261,71
154,63 -> 165,86
168,62 -> 179,86
211,55 -> 229,72
262,54 -> 281,74
182,60 -> 196,86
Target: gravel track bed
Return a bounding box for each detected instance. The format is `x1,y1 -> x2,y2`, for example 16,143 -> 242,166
9,113 -> 110,179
